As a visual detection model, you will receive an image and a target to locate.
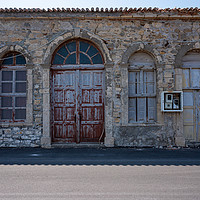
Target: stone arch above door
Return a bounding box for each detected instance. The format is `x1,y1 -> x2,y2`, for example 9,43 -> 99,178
43,29 -> 113,66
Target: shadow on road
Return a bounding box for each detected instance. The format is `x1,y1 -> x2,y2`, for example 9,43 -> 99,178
0,148 -> 200,166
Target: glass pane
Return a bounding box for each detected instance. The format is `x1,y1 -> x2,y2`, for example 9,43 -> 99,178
57,46 -> 69,58
15,97 -> 26,107
15,82 -> 26,93
52,54 -> 65,65
80,53 -> 91,64
2,71 -> 13,81
66,42 -> 76,53
1,97 -> 12,107
92,54 -> 103,64
16,55 -> 26,65
2,53 -> 13,65
2,83 -> 12,93
15,109 -> 26,119
65,53 -> 76,64
80,41 -> 90,53
16,71 -> 26,81
87,45 -> 98,57
1,109 -> 12,119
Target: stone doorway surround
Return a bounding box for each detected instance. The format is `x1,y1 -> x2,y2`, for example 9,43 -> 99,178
40,28 -> 114,148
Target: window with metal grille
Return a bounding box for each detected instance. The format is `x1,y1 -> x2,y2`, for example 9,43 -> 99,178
128,52 -> 156,123
0,52 -> 26,122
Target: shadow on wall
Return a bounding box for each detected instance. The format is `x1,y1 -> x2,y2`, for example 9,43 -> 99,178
0,147 -> 200,166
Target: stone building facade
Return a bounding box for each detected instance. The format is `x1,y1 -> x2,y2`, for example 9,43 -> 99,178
0,7 -> 200,147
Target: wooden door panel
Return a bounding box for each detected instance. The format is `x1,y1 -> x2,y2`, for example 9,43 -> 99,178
52,69 -> 104,143
82,107 -> 93,121
54,124 -> 63,138
94,90 -> 102,103
64,124 -> 76,138
54,90 -> 64,103
80,70 -> 104,143
93,124 -> 103,138
94,107 -> 103,120
81,125 -> 93,138
65,90 -> 75,103
82,89 -> 93,103
65,107 -> 75,121
52,71 -> 76,142
54,107 -> 63,121
93,72 -> 102,86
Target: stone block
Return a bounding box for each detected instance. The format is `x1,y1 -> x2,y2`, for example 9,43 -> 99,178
175,137 -> 185,147
4,129 -> 11,134
41,136 -> 51,148
104,137 -> 115,147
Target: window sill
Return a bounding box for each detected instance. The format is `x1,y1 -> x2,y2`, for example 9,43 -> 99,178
122,123 -> 163,127
0,122 -> 33,127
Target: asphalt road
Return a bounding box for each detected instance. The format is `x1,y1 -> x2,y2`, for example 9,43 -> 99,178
0,148 -> 200,200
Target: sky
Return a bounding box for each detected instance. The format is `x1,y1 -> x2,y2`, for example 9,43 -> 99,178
0,0 -> 200,9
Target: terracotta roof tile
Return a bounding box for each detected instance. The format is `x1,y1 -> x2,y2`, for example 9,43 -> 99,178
0,7 -> 199,14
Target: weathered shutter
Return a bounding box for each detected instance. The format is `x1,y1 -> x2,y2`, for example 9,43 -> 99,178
182,69 -> 190,89
183,91 -> 195,140
128,72 -> 136,96
137,97 -> 146,122
146,71 -> 155,94
191,69 -> 200,88
148,97 -> 156,122
128,98 -> 136,122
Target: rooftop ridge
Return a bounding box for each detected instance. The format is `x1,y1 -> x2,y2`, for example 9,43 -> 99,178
0,7 -> 199,14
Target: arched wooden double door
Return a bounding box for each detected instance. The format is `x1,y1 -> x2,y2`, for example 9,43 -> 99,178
51,40 -> 105,143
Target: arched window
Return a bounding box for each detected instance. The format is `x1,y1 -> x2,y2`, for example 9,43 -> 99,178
182,50 -> 200,141
0,52 -> 26,122
128,52 -> 156,123
52,40 -> 103,65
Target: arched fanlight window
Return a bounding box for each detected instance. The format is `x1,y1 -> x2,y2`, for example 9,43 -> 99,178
2,52 -> 26,65
52,40 -> 104,65
0,52 -> 26,122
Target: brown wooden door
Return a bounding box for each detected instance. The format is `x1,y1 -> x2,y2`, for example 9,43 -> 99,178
51,69 -> 104,143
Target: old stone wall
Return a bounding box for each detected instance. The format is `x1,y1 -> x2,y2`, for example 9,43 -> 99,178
0,10 -> 199,147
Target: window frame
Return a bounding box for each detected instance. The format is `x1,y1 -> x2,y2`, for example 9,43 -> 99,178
52,39 -> 104,66
128,66 -> 157,123
0,52 -> 32,125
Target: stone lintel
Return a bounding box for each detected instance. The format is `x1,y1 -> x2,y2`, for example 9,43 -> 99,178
121,63 -> 129,68
41,64 -> 51,69
104,63 -> 114,69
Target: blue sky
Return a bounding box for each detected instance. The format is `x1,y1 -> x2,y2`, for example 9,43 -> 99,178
1,0 -> 200,9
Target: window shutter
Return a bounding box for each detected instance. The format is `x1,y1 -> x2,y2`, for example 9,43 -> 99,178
137,97 -> 146,122
128,98 -> 136,122
148,97 -> 156,122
